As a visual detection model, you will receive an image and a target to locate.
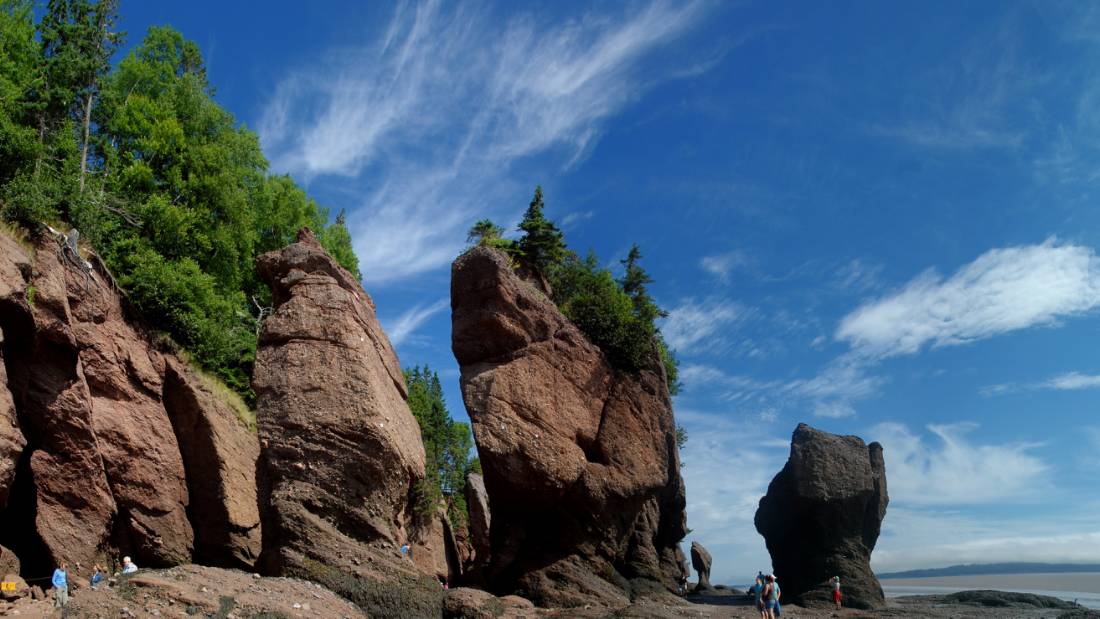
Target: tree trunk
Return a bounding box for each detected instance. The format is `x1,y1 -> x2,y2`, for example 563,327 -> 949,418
79,91 -> 94,194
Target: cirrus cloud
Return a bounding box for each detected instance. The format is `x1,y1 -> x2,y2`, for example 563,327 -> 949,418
837,239 -> 1100,359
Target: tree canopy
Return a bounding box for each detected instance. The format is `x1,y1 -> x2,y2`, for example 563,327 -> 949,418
0,3 -> 359,403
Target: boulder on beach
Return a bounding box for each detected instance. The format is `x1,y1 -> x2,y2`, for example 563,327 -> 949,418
690,541 -> 713,592
755,423 -> 888,609
451,246 -> 687,607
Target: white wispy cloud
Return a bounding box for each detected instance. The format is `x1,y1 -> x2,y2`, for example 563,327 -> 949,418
384,298 -> 449,346
560,210 -> 594,229
837,240 -> 1100,359
662,297 -> 745,353
260,0 -> 710,283
680,360 -> 881,419
700,250 -> 748,283
867,13 -> 1033,152
869,422 -> 1049,506
982,370 -> 1100,396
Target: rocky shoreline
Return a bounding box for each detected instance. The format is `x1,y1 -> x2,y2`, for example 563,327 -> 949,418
4,571 -> 1097,618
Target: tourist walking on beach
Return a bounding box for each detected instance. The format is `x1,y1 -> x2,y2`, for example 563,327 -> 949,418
752,576 -> 765,618
773,576 -> 782,616
763,574 -> 778,619
832,575 -> 842,609
52,561 -> 69,609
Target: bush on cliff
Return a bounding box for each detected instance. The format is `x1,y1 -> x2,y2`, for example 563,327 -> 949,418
0,2 -> 359,402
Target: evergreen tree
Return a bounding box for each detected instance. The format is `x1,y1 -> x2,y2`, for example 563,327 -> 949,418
37,0 -> 122,194
619,243 -> 667,326
405,366 -> 479,525
517,186 -> 565,274
0,0 -> 41,205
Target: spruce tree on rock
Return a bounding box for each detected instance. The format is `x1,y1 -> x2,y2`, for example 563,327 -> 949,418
517,186 -> 565,275
619,243 -> 666,326
466,218 -> 504,245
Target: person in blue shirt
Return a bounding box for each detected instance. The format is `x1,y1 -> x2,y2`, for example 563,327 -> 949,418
773,576 -> 782,617
90,563 -> 106,589
751,576 -> 766,618
121,556 -> 138,575
51,561 -> 68,609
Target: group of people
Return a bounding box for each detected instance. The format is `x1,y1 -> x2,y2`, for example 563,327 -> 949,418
750,572 -> 782,618
50,556 -> 139,609
749,573 -> 842,617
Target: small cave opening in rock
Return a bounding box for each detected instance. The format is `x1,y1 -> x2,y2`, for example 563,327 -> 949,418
0,450 -> 52,580
0,311 -> 53,580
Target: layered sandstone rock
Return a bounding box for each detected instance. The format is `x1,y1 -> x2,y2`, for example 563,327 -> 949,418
253,229 -> 427,582
451,247 -> 687,607
0,230 -> 260,572
755,423 -> 888,609
163,359 -> 261,568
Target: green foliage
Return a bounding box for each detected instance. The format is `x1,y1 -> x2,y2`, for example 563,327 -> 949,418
467,218 -> 504,245
24,283 -> 34,307
676,425 -> 688,450
468,217 -> 519,256
0,12 -> 361,403
659,337 -> 682,396
517,186 -> 565,274
405,366 -> 479,526
550,251 -> 654,370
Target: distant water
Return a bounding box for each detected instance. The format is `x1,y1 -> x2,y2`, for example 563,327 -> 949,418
881,572 -> 1100,609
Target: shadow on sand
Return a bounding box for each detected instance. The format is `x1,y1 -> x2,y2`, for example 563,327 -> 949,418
684,588 -> 754,607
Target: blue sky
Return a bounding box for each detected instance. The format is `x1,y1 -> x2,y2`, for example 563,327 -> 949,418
116,1 -> 1100,585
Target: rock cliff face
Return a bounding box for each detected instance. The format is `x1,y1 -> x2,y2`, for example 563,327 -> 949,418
253,229 -> 428,582
163,359 -> 261,568
451,246 -> 687,607
755,423 -> 888,609
464,472 -> 491,573
0,230 -> 260,575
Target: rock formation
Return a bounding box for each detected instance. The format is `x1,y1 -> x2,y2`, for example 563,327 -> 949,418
0,230 -> 260,574
754,423 -> 888,609
690,541 -> 712,592
464,472 -> 491,571
162,359 -> 261,568
253,229 -> 429,583
410,501 -> 462,584
451,246 -> 687,607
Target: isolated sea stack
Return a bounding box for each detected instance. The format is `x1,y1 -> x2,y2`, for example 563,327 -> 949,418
0,231 -> 260,574
451,246 -> 687,607
755,423 -> 888,609
253,229 -> 435,586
